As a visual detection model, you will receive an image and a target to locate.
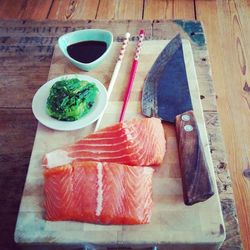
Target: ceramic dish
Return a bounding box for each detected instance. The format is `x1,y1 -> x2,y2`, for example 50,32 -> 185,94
58,29 -> 113,71
32,74 -> 107,131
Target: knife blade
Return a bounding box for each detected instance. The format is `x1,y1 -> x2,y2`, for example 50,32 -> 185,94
142,34 -> 214,205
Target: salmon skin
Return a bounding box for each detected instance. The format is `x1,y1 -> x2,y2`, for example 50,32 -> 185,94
44,160 -> 154,224
43,117 -> 166,169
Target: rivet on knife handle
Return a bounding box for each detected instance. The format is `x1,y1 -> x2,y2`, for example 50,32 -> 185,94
176,110 -> 214,205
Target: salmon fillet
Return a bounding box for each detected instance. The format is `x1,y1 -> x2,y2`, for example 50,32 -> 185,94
44,160 -> 154,224
43,117 -> 166,169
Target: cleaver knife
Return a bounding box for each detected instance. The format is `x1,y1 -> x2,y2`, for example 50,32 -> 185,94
142,34 -> 214,205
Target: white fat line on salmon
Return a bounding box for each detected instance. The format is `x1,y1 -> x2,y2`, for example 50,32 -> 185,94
91,126 -> 125,134
69,130 -> 144,154
80,134 -> 128,141
69,144 -> 143,156
71,149 -> 145,162
73,140 -> 130,147
74,124 -> 142,144
69,144 -> 138,154
69,141 -> 146,158
96,162 -> 103,217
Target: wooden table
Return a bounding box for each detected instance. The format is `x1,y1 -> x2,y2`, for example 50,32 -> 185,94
1,1 -> 250,249
0,19 -> 241,249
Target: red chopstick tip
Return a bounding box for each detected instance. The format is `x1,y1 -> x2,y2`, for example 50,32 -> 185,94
139,29 -> 145,36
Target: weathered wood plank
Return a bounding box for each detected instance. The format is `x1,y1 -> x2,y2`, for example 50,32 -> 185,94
96,0 -> 117,19
143,0 -> 173,19
0,0 -> 53,20
0,20 -> 153,37
173,0 -> 195,19
196,0 -> 249,249
0,56 -> 52,108
0,212 -> 22,250
96,0 -> 144,20
116,0 -> 144,19
143,0 -> 195,20
0,108 -> 37,158
0,108 -> 37,250
48,0 -> 99,20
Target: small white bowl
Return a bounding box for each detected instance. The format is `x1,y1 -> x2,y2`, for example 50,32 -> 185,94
58,29 -> 113,71
32,74 -> 108,131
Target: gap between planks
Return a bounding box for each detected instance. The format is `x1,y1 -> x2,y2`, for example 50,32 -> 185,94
0,0 -> 197,21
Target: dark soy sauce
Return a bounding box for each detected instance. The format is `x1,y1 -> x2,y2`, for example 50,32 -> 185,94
67,41 -> 107,64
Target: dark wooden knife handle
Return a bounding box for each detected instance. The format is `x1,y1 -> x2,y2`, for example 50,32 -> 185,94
176,110 -> 214,205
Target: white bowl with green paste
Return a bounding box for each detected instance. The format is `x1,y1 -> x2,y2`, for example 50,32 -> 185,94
32,74 -> 108,131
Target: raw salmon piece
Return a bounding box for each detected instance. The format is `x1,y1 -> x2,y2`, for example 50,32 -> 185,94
44,163 -> 98,222
43,117 -> 166,168
100,163 -> 153,224
44,165 -> 73,221
44,161 -> 154,224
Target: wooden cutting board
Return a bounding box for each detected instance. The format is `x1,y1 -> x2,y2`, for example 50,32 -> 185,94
15,40 -> 225,249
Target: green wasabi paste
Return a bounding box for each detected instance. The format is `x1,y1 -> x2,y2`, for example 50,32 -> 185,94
46,78 -> 98,121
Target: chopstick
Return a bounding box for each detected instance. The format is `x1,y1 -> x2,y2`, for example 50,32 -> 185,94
94,32 -> 131,132
119,29 -> 145,122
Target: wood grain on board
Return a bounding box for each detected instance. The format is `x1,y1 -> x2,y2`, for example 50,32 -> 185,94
116,0 -> 144,20
96,0 -> 144,20
96,0 -> 117,19
143,0 -> 174,19
173,0 -> 195,19
48,0 -> 99,20
196,0 -> 250,248
0,0 -> 53,20
143,0 -> 195,21
218,1 -> 250,248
